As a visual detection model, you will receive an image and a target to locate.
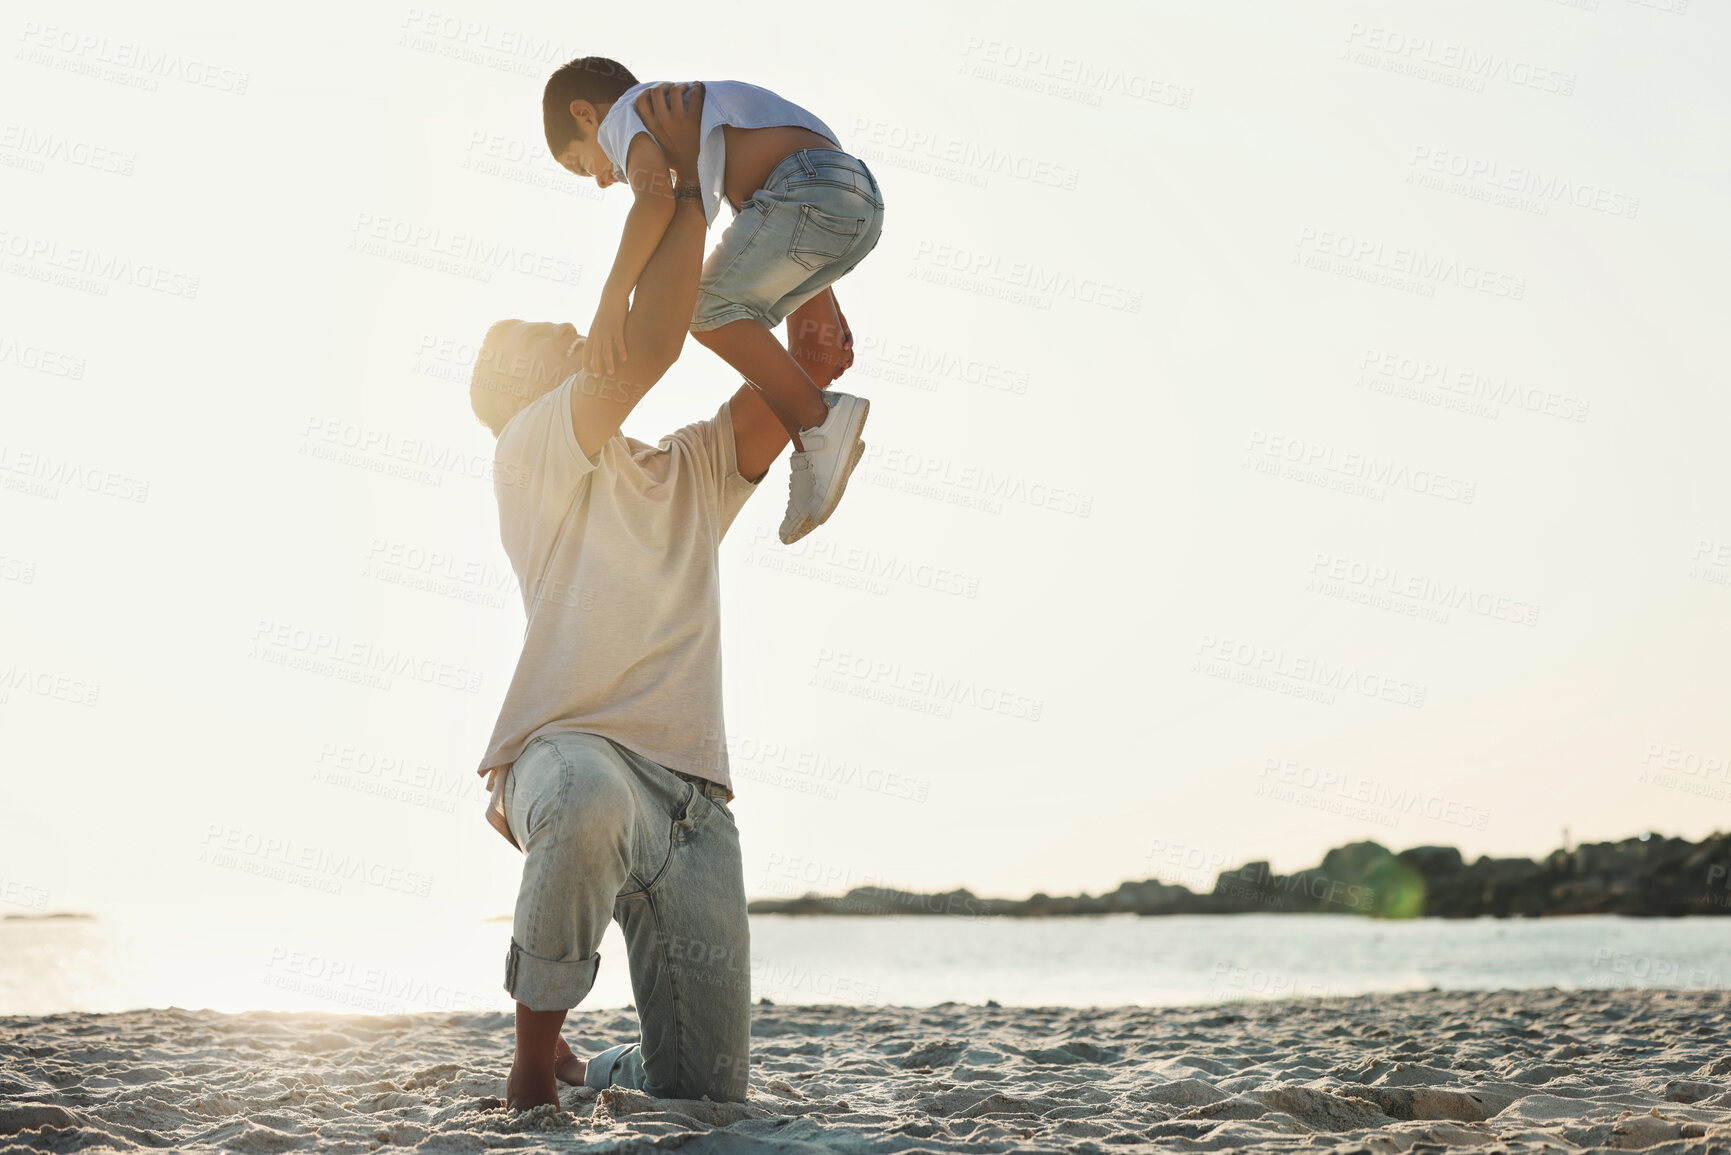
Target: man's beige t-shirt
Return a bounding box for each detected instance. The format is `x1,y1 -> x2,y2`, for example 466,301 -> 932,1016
477,374 -> 759,846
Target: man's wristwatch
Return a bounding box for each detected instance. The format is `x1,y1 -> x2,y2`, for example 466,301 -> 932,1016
674,183 -> 702,202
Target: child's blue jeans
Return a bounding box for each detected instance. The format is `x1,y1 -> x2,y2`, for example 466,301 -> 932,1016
690,148 -> 884,333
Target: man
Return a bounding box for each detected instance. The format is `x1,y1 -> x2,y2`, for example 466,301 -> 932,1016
465,83 -> 852,1110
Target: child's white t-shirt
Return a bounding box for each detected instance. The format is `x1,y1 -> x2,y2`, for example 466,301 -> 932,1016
596,80 -> 840,228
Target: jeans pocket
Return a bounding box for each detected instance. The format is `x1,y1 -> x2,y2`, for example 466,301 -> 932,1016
705,794 -> 738,827
788,204 -> 864,272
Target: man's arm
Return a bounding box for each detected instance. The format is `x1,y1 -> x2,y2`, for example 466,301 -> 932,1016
727,383 -> 792,484
570,83 -> 707,457
727,322 -> 853,481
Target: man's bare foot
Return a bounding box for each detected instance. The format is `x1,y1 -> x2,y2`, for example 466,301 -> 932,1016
554,1034 -> 587,1086
505,1060 -> 559,1110
787,289 -> 855,387
507,1002 -> 567,1110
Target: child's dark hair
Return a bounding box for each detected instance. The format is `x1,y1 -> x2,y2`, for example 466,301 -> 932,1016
543,57 -> 639,156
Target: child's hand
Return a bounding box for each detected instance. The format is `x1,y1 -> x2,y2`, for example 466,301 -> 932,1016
584,294 -> 629,377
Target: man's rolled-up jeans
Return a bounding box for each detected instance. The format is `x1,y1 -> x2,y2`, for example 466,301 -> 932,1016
502,731 -> 749,1101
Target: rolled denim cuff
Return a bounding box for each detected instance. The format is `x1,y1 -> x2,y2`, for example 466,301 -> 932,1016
584,1042 -> 637,1090
503,939 -> 600,1011
689,294 -> 767,333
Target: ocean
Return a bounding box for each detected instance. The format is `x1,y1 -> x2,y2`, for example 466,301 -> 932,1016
1,912 -> 1721,1017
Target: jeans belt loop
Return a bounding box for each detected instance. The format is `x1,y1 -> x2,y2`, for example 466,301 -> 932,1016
674,768 -> 723,804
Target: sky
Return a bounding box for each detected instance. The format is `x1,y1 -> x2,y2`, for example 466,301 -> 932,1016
2,0 -> 1729,931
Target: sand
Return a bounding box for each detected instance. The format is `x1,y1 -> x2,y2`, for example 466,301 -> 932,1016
3,988 -> 1731,1153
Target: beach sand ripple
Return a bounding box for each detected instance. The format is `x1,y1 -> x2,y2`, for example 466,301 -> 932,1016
3,989 -> 1731,1152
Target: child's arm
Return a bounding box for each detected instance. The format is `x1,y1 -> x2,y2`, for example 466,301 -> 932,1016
584,133 -> 679,377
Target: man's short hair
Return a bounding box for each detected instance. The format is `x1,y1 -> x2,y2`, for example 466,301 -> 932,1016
469,319 -> 566,438
543,56 -> 639,156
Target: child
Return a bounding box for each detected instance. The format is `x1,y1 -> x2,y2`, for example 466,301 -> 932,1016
542,58 -> 884,544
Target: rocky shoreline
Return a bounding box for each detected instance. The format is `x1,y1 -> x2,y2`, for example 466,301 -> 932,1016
747,832 -> 1731,918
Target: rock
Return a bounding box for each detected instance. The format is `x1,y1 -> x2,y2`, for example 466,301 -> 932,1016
1610,1109 -> 1684,1149
1250,1085 -> 1394,1132
1138,1079 -> 1228,1108
1664,1079 -> 1719,1103
1343,1085 -> 1513,1122
0,1103 -> 79,1132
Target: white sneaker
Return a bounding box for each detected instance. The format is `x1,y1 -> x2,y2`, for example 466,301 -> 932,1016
778,391 -> 870,544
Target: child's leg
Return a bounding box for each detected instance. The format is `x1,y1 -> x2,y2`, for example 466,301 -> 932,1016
786,288 -> 854,384
689,152 -> 882,539
692,321 -> 827,446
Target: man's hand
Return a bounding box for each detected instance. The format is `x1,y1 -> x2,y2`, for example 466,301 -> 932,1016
635,82 -> 706,186
584,291 -> 629,377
